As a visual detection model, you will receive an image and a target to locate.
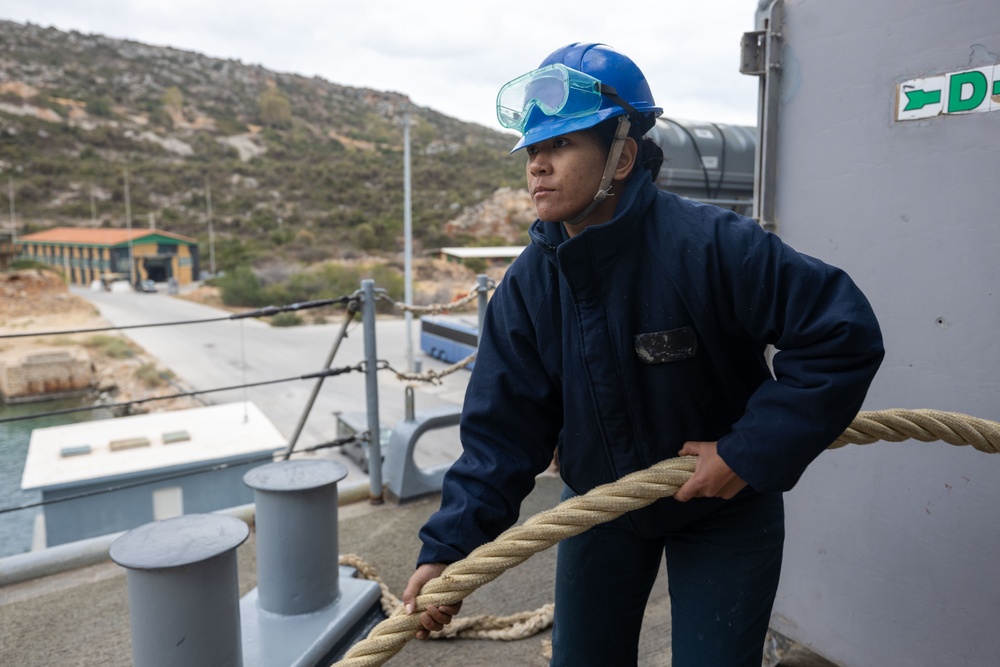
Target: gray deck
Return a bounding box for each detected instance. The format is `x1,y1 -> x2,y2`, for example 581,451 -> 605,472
0,473 -> 832,666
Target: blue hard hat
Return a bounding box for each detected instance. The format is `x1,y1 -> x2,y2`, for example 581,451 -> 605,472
505,43 -> 662,152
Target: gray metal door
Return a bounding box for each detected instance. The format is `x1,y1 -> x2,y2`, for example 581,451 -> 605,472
750,1 -> 1000,665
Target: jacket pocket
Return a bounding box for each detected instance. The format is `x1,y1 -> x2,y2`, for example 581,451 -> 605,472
633,326 -> 697,364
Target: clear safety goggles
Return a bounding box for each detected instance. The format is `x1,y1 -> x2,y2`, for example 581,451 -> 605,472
496,63 -> 605,133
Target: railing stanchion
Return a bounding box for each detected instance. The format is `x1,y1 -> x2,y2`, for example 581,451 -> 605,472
476,274 -> 489,347
361,279 -> 383,503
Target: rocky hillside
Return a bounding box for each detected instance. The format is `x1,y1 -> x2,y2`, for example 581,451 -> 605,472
0,268 -> 92,319
444,188 -> 535,245
0,20 -> 529,270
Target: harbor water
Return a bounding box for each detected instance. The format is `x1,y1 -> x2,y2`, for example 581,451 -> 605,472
0,398 -> 111,558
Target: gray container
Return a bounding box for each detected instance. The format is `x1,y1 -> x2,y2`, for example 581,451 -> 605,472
647,117 -> 756,213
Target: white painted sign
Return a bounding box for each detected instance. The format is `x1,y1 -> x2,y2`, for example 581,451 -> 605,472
897,64 -> 1000,120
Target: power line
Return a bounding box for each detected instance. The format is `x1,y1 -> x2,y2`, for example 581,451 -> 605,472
0,295 -> 357,340
0,364 -> 366,425
0,315 -> 231,339
230,295 -> 355,319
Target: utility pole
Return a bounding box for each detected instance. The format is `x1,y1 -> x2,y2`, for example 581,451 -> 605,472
90,183 -> 98,226
8,174 -> 15,244
403,110 -> 414,372
124,166 -> 136,286
205,176 -> 216,277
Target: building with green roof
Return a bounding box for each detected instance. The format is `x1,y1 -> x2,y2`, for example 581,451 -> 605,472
16,227 -> 199,287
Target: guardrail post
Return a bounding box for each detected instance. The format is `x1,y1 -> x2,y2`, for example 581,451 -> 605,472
476,274 -> 489,346
109,514 -> 249,667
361,279 -> 383,503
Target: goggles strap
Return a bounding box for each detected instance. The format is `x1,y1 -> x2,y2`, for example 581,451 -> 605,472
564,115 -> 631,226
599,85 -> 657,135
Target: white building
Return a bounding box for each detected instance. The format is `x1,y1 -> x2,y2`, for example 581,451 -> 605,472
21,402 -> 285,548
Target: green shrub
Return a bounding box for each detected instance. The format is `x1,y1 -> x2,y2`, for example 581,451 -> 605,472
9,259 -> 52,271
259,282 -> 292,306
463,258 -> 488,275
258,88 -> 292,128
135,362 -> 173,387
84,334 -> 136,359
288,263 -> 360,302
269,312 -> 303,327
85,96 -> 115,118
218,265 -> 266,306
366,263 -> 404,302
269,229 -> 294,246
213,238 -> 265,272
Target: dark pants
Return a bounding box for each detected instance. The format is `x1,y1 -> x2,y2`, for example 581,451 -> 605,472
550,490 -> 784,667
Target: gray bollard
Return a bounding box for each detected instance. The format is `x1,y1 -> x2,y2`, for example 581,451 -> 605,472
110,514 -> 249,667
239,459 -> 382,667
242,459 -> 347,615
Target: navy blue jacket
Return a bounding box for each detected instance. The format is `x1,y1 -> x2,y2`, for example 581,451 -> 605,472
418,171 -> 883,566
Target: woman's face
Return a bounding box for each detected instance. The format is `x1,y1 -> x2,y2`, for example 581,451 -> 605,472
524,130 -> 609,232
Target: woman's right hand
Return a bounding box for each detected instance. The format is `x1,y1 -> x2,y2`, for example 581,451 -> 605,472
402,563 -> 463,640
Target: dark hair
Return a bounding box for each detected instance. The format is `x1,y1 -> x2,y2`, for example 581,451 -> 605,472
587,116 -> 664,180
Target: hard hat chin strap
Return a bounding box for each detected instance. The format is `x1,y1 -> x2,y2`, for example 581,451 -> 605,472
564,115 -> 631,227
563,82 -> 655,227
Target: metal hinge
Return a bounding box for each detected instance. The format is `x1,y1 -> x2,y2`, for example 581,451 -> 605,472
740,31 -> 784,77
741,0 -> 784,233
740,30 -> 768,76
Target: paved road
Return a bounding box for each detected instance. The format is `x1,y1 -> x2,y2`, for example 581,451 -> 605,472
70,286 -> 471,485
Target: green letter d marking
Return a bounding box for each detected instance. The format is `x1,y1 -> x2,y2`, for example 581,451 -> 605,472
948,71 -> 988,112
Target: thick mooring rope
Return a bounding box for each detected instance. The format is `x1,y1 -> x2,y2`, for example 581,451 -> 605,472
334,408 -> 1000,667
340,553 -> 554,641
831,408 -> 1000,453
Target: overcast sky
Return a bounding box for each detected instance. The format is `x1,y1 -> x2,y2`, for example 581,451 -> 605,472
2,0 -> 763,131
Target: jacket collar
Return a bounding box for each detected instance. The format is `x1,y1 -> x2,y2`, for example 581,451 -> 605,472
528,170 -> 658,266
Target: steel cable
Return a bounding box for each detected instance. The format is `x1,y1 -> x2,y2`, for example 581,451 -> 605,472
0,295 -> 356,340
0,365 -> 365,425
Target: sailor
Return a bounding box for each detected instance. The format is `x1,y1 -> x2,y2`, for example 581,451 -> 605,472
404,42 -> 884,666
